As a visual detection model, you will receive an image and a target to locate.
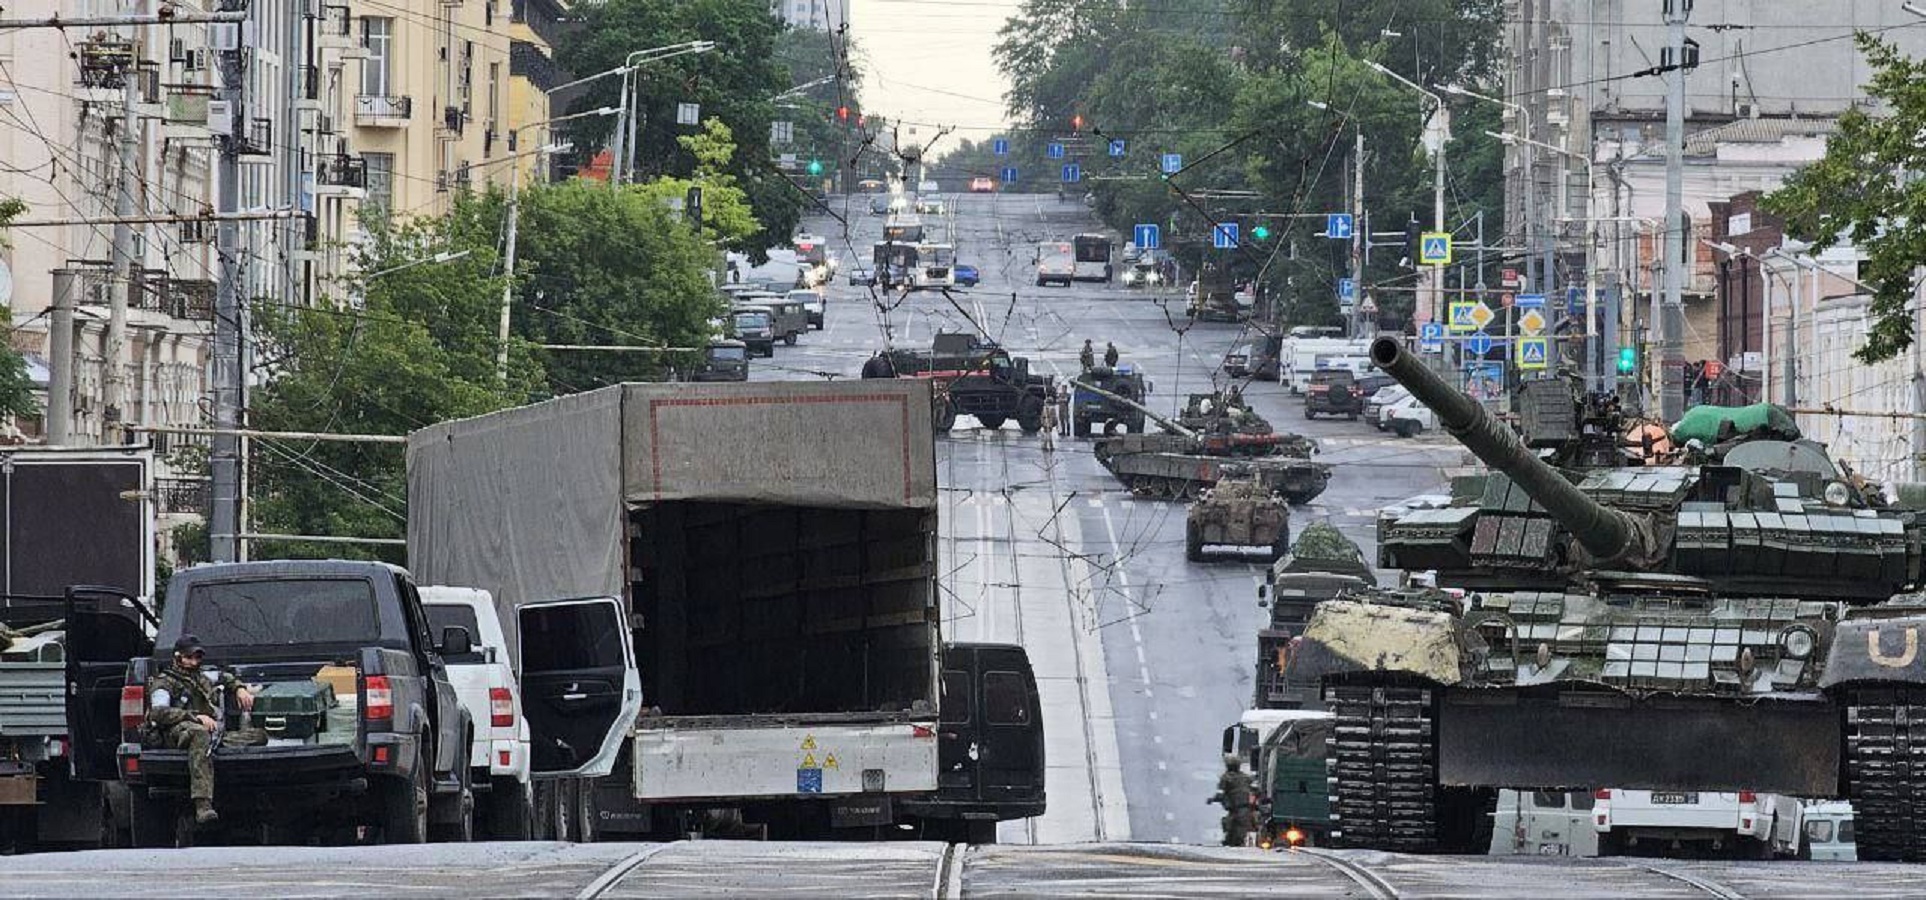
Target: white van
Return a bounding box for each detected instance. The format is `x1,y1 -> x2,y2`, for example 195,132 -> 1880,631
1283,338 -> 1370,393
1489,789 -> 1600,857
1801,801 -> 1856,861
1592,789 -> 1804,858
419,586 -> 533,839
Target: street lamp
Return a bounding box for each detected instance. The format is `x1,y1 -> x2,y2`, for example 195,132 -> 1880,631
498,107 -> 620,381
1444,84 -> 1538,291
612,41 -> 720,186
1491,129 -> 1606,388
363,248 -> 472,280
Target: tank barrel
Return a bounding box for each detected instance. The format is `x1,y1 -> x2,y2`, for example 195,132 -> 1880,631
1368,337 -> 1639,563
1070,379 -> 1198,439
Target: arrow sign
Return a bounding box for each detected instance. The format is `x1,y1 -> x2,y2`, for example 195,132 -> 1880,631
1108,139 -> 1127,157
992,137 -> 1010,156
1419,322 -> 1445,352
1212,221 -> 1239,249
1047,142 -> 1065,159
1466,332 -> 1493,356
1326,213 -> 1354,240
1000,166 -> 1018,184
1161,153 -> 1183,174
1420,232 -> 1452,266
1061,163 -> 1081,183
1517,337 -> 1549,369
1134,223 -> 1160,251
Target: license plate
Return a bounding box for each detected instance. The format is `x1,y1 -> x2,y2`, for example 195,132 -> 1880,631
1650,792 -> 1699,804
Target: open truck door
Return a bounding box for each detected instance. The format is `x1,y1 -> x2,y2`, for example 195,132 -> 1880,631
62,587 -> 156,782
516,597 -> 640,779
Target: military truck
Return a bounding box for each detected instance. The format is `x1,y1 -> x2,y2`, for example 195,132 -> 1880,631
1253,524 -> 1374,711
1187,263 -> 1241,322
1186,474 -> 1290,562
1221,708 -> 1333,849
407,381 -> 1046,842
691,340 -> 749,382
868,334 -> 1049,433
1289,335 -> 1926,860
1072,364 -> 1148,437
729,307 -> 776,357
0,448 -> 156,851
1225,332 -> 1284,381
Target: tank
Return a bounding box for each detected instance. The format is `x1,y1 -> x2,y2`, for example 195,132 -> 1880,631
1187,474 -> 1291,562
1288,335 -> 1926,859
1254,524 -> 1375,711
1074,380 -> 1330,503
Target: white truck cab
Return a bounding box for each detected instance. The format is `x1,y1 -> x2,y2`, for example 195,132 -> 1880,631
420,586 -> 533,839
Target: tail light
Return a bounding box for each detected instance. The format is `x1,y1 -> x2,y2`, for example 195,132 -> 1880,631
912,724 -> 936,739
1284,826 -> 1306,847
120,685 -> 146,731
1592,789 -> 1611,800
365,675 -> 393,722
489,687 -> 514,728
1738,791 -> 1757,804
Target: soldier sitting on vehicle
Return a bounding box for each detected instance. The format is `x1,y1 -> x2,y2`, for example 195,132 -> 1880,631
1210,753 -> 1257,847
145,635 -> 264,826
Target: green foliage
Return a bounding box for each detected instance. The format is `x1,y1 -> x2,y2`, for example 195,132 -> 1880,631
0,196 -> 37,421
1763,33 -> 1926,363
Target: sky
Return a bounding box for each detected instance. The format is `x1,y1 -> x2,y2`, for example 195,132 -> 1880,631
847,0 -> 1016,144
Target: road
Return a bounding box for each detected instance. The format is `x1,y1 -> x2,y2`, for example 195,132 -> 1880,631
755,192 -> 1465,844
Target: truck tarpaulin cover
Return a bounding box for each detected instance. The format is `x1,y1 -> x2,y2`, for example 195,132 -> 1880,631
406,381 -> 936,612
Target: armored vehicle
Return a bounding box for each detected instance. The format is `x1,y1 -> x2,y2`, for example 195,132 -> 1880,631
1073,365 -> 1149,436
1177,391 -> 1272,436
866,333 -> 1048,433
1187,474 -> 1290,562
1073,381 -> 1329,503
1290,335 -> 1926,860
1254,524 -> 1374,711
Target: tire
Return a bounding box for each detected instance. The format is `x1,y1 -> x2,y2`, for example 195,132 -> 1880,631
783,333 -> 798,346
965,819 -> 998,845
482,777 -> 534,841
379,749 -> 430,845
932,398 -> 958,433
1304,407 -> 1315,420
1186,520 -> 1205,562
570,778 -> 597,844
128,790 -> 179,849
1394,420 -> 1417,438
429,755 -> 474,843
1073,417 -> 1091,438
1347,412 -> 1359,421
976,415 -> 1006,430
531,780 -> 567,842
1016,397 -> 1043,434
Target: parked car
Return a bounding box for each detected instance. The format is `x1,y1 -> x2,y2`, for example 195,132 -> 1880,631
1303,369 -> 1361,420
1364,385 -> 1410,430
917,179 -> 940,194
786,289 -> 827,330
970,176 -> 995,193
1381,394 -> 1438,438
420,587 -> 532,839
849,266 -> 877,286
954,264 -> 980,287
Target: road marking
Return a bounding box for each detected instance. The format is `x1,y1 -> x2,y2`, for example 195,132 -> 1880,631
576,844 -> 677,899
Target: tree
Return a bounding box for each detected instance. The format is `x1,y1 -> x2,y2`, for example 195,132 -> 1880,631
246,211 -> 542,561
1763,33 -> 1926,363
628,118 -> 762,245
0,196 -> 40,422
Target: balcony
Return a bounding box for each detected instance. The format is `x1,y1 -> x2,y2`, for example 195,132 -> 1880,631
316,153 -> 367,198
354,94 -> 412,128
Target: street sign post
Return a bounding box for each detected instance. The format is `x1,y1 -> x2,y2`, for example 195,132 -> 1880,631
1337,278 -> 1356,302
1420,232 -> 1452,266
1419,322 -> 1445,353
1447,300 -> 1493,334
1326,213 -> 1354,240
1518,337 -> 1549,370
1212,222 -> 1239,249
1061,163 -> 1081,183
1466,332 -> 1493,357
1161,153 -> 1183,174
992,137 -> 1010,156
1047,142 -> 1065,159
1134,223 -> 1161,250
1000,166 -> 1018,184
1108,139 -> 1126,157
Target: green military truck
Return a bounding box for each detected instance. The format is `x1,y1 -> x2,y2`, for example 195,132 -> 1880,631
1072,364 -> 1148,437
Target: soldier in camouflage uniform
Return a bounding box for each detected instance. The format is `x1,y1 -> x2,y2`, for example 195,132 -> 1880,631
1211,753 -> 1257,846
145,635 -> 257,825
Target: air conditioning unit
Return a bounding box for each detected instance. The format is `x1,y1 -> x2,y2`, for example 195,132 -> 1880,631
208,23 -> 240,51
318,114 -> 335,134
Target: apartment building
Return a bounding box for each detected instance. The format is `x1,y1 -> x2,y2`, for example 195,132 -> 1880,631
773,0 -> 848,32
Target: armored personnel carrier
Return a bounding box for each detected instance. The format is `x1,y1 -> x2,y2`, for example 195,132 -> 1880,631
1290,336 -> 1926,859
1187,474 -> 1291,562
1254,524 -> 1374,711
1073,365 -> 1149,436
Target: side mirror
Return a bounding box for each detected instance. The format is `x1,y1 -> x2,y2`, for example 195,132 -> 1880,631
439,625 -> 474,658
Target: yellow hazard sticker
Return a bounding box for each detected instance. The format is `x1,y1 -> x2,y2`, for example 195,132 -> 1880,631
801,753 -> 818,768
800,735 -> 817,751
824,753 -> 840,770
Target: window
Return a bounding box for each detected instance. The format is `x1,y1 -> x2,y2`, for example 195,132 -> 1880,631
1805,820 -> 1834,843
487,62 -> 500,129
1838,818 -> 1855,843
360,17 -> 393,97
182,579 -> 379,651
983,671 -> 1030,725
1569,791 -> 1595,811
362,152 -> 394,212
423,603 -> 486,663
520,603 -> 626,673
940,670 -> 971,724
1530,791 -> 1566,809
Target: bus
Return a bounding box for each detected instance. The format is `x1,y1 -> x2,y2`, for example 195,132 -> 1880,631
883,215 -> 926,244
1072,233 -> 1114,283
916,243 -> 956,289
873,241 -> 919,290
1035,241 -> 1074,287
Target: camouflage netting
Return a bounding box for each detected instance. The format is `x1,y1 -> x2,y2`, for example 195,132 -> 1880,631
1283,523 -> 1373,578
1670,403 -> 1801,445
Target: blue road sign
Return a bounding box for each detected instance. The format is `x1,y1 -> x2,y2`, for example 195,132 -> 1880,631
1061,163 -> 1081,183
1326,213 -> 1354,240
1000,166 -> 1019,184
1212,221 -> 1239,249
1515,293 -> 1546,309
992,138 -> 1010,156
1161,153 -> 1183,174
1419,322 -> 1446,352
1518,337 -> 1550,369
1047,142 -> 1065,160
1134,223 -> 1160,251
1466,332 -> 1493,356
1420,233 -> 1452,265
1108,139 -> 1127,157
1337,277 -> 1356,301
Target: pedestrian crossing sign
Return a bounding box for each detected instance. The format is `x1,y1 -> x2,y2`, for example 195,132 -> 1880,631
1517,337 -> 1549,370
1447,300 -> 1493,334
1420,232 -> 1452,266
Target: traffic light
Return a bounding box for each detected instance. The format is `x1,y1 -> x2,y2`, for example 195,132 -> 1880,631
1071,114 -> 1084,132
837,105 -> 850,122
807,158 -> 824,176
1616,345 -> 1638,375
1402,219 -> 1423,268
1251,224 -> 1272,241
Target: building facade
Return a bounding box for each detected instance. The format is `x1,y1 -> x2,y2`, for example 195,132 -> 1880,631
773,0 -> 848,31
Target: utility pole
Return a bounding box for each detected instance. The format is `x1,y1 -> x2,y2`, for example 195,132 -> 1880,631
46,270 -> 75,446
1353,131 -> 1365,336
497,139 -> 523,381
104,65 -> 138,444
1659,0 -> 1692,420
210,11 -> 249,564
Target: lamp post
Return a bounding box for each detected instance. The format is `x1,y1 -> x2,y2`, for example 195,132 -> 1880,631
498,107 -> 620,382
1492,130 -> 1603,390
1368,60 -> 1448,325
1445,84 -> 1536,292
610,41 -> 718,186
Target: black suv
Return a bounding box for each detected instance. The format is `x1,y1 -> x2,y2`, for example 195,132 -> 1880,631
117,560 -> 474,846
1304,369 -> 1362,420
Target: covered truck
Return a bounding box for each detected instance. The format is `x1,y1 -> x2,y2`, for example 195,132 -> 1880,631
407,381 -> 1044,841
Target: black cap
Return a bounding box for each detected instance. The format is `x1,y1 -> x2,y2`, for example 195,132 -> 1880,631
173,634 -> 205,656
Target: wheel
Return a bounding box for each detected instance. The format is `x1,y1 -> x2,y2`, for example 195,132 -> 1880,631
1185,520 -> 1205,562
128,790 -> 179,849
1393,420 -> 1417,438
932,398 -> 958,433
379,749 -> 430,844
1073,417 -> 1091,438
482,777 -> 534,841
965,819 -> 998,845
1304,407 -> 1315,420
429,756 -> 474,843
784,333 -> 798,346
570,778 -> 597,844
1016,397 -> 1043,434
531,780 -> 567,842
1270,529 -> 1290,563
1347,412 -> 1359,421
975,414 -> 1006,430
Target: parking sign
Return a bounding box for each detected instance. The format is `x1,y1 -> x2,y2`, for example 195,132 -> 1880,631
1108,139 -> 1126,157
992,137 -> 1010,156
1161,153 -> 1183,174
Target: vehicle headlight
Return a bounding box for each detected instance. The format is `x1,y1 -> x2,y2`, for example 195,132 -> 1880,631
1824,481 -> 1853,507
1778,624 -> 1818,660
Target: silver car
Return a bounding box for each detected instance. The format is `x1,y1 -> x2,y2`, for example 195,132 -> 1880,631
1364,385 -> 1410,430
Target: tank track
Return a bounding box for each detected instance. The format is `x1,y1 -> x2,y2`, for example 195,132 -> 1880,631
1324,680 -> 1493,853
1845,686 -> 1926,862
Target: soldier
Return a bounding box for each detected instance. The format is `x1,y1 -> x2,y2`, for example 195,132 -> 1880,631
1104,341 -> 1120,368
1227,384 -> 1245,410
145,635 -> 257,826
1210,753 -> 1257,847
1039,388 -> 1059,453
1080,339 -> 1096,372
